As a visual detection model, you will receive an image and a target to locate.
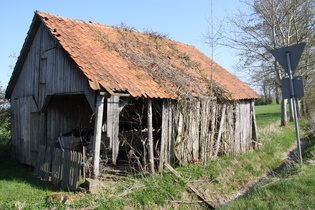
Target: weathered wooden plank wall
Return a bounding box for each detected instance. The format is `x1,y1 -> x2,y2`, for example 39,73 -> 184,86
10,98 -> 20,161
160,98 -> 257,166
36,146 -> 82,191
10,23 -> 96,165
159,100 -> 175,170
35,146 -> 51,181
10,96 -> 38,165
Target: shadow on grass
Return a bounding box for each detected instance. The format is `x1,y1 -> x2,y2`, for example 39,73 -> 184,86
0,152 -> 58,192
256,112 -> 281,119
256,112 -> 282,128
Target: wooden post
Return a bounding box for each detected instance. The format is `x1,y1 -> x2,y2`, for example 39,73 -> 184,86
106,95 -> 120,165
159,100 -> 169,170
251,100 -> 258,144
92,94 -> 105,179
147,98 -> 155,176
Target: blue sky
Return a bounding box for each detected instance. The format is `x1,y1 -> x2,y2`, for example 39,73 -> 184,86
0,0 -> 243,89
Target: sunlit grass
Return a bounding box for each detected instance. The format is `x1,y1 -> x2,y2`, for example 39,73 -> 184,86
255,102 -> 281,128
221,117 -> 315,209
223,159 -> 315,210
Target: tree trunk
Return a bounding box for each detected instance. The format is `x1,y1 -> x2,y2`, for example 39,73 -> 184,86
296,98 -> 301,118
275,86 -> 280,104
281,98 -> 287,126
289,99 -> 294,122
301,98 -> 306,116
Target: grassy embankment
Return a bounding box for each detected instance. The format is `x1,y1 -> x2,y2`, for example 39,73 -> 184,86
0,101 -> 314,209
223,103 -> 315,209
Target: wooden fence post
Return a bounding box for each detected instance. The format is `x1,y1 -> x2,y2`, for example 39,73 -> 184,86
92,94 -> 105,179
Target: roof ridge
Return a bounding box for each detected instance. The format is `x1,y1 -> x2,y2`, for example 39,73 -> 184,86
35,11 -> 185,46
36,11 -> 127,32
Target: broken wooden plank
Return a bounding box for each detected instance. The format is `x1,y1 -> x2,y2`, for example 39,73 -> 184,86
214,104 -> 226,157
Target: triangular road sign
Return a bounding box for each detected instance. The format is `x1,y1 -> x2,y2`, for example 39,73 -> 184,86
270,42 -> 306,75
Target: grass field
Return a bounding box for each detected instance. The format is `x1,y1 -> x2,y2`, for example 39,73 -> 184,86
0,102 -> 314,209
0,161 -> 59,209
223,134 -> 315,209
255,101 -> 281,128
224,102 -> 315,209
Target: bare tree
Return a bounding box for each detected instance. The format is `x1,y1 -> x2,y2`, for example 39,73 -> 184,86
221,0 -> 315,125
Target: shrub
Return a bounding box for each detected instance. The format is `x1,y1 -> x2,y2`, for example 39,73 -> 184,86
0,87 -> 11,157
255,97 -> 273,105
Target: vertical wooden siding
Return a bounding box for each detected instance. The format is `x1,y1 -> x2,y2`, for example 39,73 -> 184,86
10,23 -> 96,164
36,146 -> 82,191
160,99 -> 257,166
11,24 -> 95,107
159,100 -> 175,170
10,96 -> 38,165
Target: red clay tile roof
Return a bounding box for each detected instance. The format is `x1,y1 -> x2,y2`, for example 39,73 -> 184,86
13,11 -> 260,100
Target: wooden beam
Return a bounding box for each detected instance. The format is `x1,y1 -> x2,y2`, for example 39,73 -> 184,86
251,100 -> 258,142
115,93 -> 130,97
159,100 -> 168,170
106,95 -> 120,165
214,103 -> 226,157
92,95 -> 105,179
164,163 -> 215,208
147,98 -> 155,176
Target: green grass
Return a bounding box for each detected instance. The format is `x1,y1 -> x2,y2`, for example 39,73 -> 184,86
222,134 -> 315,210
0,160 -> 61,209
223,167 -> 315,209
0,121 -> 61,209
255,102 -> 281,128
221,105 -> 315,209
0,102 -> 315,209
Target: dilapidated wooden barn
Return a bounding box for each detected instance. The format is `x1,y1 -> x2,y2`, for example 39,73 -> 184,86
6,11 -> 259,188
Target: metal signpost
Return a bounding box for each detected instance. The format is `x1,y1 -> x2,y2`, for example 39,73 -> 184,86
270,42 -> 306,166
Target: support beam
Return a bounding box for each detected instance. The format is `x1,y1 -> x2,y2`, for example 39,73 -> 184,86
147,98 -> 155,176
106,95 -> 120,165
159,100 -> 168,170
92,95 -> 105,179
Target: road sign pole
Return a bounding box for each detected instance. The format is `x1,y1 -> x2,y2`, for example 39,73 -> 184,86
286,52 -> 303,166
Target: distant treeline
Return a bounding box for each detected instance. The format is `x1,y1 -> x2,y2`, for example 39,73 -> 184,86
255,97 -> 273,106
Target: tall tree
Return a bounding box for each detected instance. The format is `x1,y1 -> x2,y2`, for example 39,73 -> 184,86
222,0 -> 315,125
